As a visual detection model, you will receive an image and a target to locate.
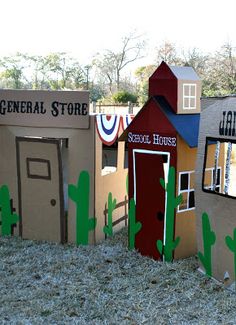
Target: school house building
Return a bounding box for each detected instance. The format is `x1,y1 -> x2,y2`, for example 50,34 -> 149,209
120,61 -> 202,260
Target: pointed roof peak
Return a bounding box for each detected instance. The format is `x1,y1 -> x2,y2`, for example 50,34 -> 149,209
150,61 -> 200,81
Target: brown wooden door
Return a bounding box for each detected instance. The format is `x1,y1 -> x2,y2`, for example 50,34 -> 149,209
134,150 -> 168,260
16,137 -> 64,243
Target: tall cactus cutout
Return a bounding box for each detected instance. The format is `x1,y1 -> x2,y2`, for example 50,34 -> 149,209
0,185 -> 19,236
68,171 -> 97,245
103,192 -> 116,237
198,212 -> 216,276
156,166 -> 182,262
128,198 -> 142,249
225,228 -> 236,281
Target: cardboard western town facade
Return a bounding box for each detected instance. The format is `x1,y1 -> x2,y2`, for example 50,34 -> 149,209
195,96 -> 236,286
0,89 -> 130,244
120,61 -> 204,261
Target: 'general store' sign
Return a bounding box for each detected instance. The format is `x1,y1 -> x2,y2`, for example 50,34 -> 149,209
0,89 -> 89,129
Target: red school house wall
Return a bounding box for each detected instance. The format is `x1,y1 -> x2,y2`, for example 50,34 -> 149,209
149,62 -> 178,113
128,99 -> 178,197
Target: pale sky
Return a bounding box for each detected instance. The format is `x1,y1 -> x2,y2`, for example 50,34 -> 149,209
1,0 -> 235,67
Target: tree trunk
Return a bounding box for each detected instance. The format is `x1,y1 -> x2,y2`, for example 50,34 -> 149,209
116,69 -> 120,91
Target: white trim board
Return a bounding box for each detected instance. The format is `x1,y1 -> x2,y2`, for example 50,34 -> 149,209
132,149 -> 170,251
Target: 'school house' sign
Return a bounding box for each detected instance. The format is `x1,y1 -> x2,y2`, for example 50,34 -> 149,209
0,89 -> 89,129
128,131 -> 177,147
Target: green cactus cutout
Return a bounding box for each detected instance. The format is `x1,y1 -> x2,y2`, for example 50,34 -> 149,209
68,171 -> 97,245
0,185 -> 19,236
128,198 -> 142,250
156,166 -> 182,262
198,212 -> 216,276
225,228 -> 236,281
103,192 -> 116,237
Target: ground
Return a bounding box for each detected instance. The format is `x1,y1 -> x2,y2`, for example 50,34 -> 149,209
1,228 -> 236,324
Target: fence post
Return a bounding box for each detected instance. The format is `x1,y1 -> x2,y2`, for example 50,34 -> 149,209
92,101 -> 96,114
128,101 -> 133,114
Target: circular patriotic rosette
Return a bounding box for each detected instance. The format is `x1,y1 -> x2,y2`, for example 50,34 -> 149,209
121,114 -> 134,131
96,115 -> 121,145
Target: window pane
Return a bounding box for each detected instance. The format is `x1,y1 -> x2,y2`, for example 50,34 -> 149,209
184,85 -> 189,96
190,98 -> 196,108
179,192 -> 188,211
184,98 -> 189,108
203,138 -> 236,197
189,191 -> 195,208
190,85 -> 196,96
180,173 -> 189,190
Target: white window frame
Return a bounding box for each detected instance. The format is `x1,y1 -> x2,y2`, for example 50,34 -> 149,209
183,83 -> 196,110
178,170 -> 195,212
204,167 -> 222,191
133,149 -> 170,250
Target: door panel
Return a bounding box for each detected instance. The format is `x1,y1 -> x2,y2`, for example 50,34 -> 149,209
134,150 -> 169,260
16,138 -> 64,242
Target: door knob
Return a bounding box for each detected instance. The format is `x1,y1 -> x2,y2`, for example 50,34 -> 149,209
157,211 -> 164,221
50,199 -> 56,206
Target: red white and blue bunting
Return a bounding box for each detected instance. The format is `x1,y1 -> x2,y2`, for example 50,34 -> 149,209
96,114 -> 134,145
96,115 -> 121,145
121,114 -> 134,131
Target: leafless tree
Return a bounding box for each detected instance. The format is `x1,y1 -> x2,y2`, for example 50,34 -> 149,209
216,42 -> 236,94
155,41 -> 183,65
93,31 -> 146,93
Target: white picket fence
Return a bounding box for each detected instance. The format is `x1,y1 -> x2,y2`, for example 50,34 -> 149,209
89,102 -> 141,115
